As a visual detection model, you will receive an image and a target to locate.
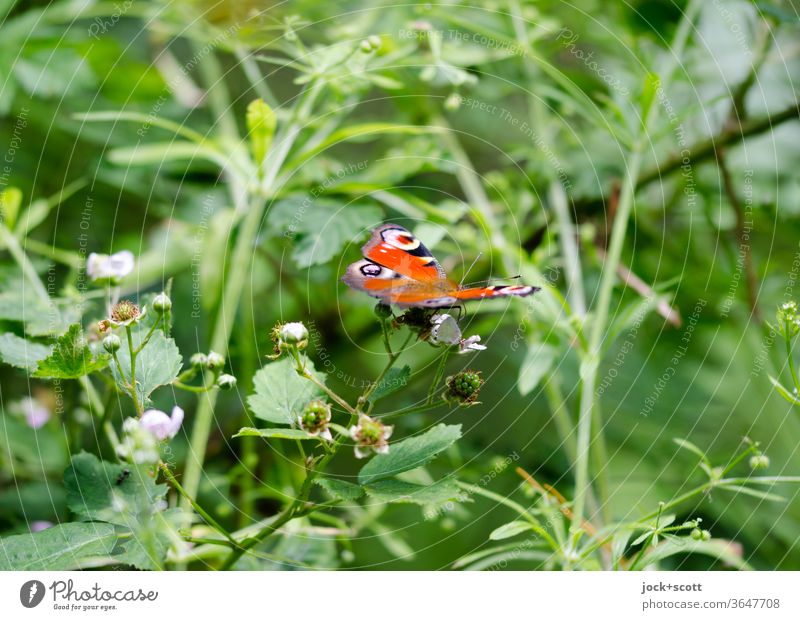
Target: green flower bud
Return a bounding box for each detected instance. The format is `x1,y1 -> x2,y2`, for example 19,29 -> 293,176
217,374 -> 237,390
374,303 -> 393,321
777,301 -> 800,339
246,98 -> 277,167
206,351 -> 225,371
360,39 -> 373,53
278,322 -> 308,350
103,334 -> 121,353
152,292 -> 172,313
190,353 -> 208,368
367,35 -> 382,50
690,528 -> 703,540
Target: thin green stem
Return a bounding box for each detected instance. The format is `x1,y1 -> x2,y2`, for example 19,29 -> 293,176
0,225 -> 49,302
124,326 -> 143,415
159,462 -> 240,548
784,330 -> 799,391
569,0 -> 703,548
427,349 -> 451,404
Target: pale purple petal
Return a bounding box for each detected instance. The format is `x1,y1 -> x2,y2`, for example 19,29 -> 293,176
30,520 -> 53,532
140,409 -> 173,441
430,314 -> 461,345
167,406 -> 184,438
22,397 -> 50,429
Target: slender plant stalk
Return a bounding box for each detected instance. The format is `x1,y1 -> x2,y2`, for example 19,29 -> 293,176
569,0 -> 703,548
181,81 -> 323,512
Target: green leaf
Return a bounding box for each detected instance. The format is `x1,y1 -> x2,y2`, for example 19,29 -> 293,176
0,522 -> 117,570
314,477 -> 364,501
358,424 -> 462,485
0,332 -> 51,371
717,484 -> 786,502
636,537 -> 752,571
108,328 -> 182,404
284,202 -> 383,268
673,438 -> 712,468
518,344 -> 556,396
234,427 -> 322,441
364,477 -> 460,505
64,452 -> 167,528
370,365 -> 411,401
248,357 -> 325,425
33,324 -> 109,379
489,520 -> 534,541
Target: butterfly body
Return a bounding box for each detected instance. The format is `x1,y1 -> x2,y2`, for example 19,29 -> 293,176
342,224 -> 540,308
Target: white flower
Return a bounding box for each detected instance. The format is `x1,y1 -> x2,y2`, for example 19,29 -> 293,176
86,250 -> 135,283
117,417 -> 160,464
458,335 -> 487,354
20,397 -> 50,429
349,414 -> 393,459
140,406 -> 184,441
430,314 -> 461,345
280,322 -> 308,344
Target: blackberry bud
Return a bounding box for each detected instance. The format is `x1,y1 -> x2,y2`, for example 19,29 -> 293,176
152,292 -> 172,313
206,351 -> 225,371
103,334 -> 121,353
445,370 -> 484,405
190,353 -> 208,368
374,303 -> 392,320
217,374 -> 237,390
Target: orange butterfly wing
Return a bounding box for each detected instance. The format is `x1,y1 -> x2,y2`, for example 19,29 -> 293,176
342,224 -> 540,308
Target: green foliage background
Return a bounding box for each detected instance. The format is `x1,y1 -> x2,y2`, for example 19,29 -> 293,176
1,0 -> 800,570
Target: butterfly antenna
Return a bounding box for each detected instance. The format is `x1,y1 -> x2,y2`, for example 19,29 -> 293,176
458,252 -> 483,288
463,274 -> 523,287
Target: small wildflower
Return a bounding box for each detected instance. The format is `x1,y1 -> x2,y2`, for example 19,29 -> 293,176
117,417 -> 160,464
140,406 -> 185,441
444,92 -> 461,111
103,334 -> 121,353
458,334 -> 487,354
299,399 -> 332,441
152,292 -> 172,313
86,250 -> 135,284
30,520 -> 53,532
217,374 -> 237,390
206,351 -> 225,371
777,301 -> 800,338
190,352 -> 208,368
103,299 -> 145,329
445,370 -> 484,405
749,454 -> 770,470
20,397 -> 50,429
349,414 -> 393,459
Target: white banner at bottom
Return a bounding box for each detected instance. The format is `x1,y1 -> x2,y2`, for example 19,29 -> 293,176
1,570 -> 798,620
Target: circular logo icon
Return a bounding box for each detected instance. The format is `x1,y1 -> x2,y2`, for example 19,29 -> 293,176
20,580 -> 46,608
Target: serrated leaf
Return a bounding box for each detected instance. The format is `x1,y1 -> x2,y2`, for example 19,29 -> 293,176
248,357 -> 325,425
33,324 -> 108,379
108,328 -> 182,404
364,477 -> 460,505
314,477 -> 364,501
358,424 -> 461,485
64,452 -> 167,528
0,522 -> 116,570
234,427 -> 322,441
0,332 -> 51,371
518,344 -> 555,396
370,365 -> 410,401
489,520 -> 534,541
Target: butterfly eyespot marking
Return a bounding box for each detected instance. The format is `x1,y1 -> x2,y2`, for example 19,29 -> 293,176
360,263 -> 382,277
